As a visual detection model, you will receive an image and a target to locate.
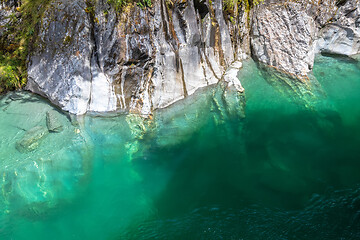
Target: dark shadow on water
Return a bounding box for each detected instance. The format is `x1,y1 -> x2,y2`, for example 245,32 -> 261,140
122,107 -> 360,239
320,52 -> 359,64
132,104 -> 360,212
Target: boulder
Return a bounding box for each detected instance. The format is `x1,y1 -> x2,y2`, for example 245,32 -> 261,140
16,126 -> 49,152
46,111 -> 64,133
25,0 -> 93,115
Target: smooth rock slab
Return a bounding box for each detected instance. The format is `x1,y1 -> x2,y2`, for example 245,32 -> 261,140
16,126 -> 49,153
46,111 -> 64,133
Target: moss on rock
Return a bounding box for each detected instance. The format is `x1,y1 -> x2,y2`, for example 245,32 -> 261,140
0,0 -> 51,94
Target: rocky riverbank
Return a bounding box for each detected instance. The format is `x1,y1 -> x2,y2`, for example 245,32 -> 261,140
0,0 -> 359,115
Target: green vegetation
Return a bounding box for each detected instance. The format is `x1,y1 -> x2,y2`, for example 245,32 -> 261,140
0,0 -> 51,94
0,0 -> 261,94
136,0 -> 152,9
107,0 -> 152,11
0,0 -> 152,94
223,0 -> 263,16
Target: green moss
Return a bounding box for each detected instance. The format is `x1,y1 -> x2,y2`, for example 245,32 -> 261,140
107,0 -> 152,12
223,0 -> 264,15
63,35 -> 72,45
0,0 -> 51,94
223,0 -> 264,27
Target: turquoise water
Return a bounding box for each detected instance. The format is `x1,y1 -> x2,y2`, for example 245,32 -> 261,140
1,55 -> 360,239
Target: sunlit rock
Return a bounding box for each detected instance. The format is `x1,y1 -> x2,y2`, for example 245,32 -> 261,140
25,0 -> 244,116
316,0 -> 360,56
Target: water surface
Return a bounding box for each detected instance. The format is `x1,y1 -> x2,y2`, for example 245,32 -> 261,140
1,55 -> 360,239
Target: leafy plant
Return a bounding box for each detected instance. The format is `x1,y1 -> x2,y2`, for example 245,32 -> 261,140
107,0 -> 129,11
107,0 -> 152,11
224,0 -> 264,14
137,0 -> 152,9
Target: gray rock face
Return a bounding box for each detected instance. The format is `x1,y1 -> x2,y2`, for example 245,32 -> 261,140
26,0 -> 93,115
251,1 -> 317,79
251,0 -> 360,79
316,0 -> 360,56
26,0 -> 244,116
0,0 -> 18,38
24,0 -> 360,113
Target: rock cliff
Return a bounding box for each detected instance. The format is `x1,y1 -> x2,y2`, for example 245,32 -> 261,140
2,0 -> 359,115
251,0 -> 360,80
25,0 -> 244,115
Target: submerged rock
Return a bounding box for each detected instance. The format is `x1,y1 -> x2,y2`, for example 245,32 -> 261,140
16,126 -> 49,152
46,110 -> 64,133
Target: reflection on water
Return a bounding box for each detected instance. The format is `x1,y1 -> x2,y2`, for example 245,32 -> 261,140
1,55 -> 360,239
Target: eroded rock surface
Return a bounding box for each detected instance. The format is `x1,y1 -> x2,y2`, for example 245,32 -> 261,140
251,1 -> 316,79
0,0 -> 19,38
24,0 -> 360,114
316,0 -> 360,56
26,0 -> 93,115
251,0 -> 360,79
26,0 -> 244,115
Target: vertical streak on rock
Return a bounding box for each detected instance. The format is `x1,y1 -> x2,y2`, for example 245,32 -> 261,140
207,0 -> 225,67
179,58 -> 188,97
120,67 -> 127,109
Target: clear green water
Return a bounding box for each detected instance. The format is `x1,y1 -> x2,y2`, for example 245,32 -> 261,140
1,55 -> 360,239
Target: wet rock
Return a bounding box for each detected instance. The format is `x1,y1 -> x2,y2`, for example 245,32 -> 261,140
46,111 -> 64,133
222,61 -> 244,93
16,126 -> 49,152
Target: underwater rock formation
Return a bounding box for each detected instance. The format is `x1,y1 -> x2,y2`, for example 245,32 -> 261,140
46,110 -> 64,132
0,92 -> 92,216
16,126 -> 49,152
